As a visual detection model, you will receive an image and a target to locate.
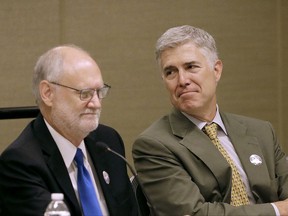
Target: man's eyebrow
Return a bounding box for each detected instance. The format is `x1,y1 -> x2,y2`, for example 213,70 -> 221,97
163,65 -> 176,71
184,61 -> 200,66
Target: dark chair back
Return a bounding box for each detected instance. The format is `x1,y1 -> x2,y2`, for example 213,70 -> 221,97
0,106 -> 40,215
131,176 -> 151,216
0,106 -> 39,120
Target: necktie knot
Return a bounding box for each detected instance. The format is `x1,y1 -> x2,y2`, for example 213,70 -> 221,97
74,148 -> 84,166
203,122 -> 218,140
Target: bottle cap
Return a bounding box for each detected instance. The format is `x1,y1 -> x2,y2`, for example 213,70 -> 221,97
51,193 -> 64,200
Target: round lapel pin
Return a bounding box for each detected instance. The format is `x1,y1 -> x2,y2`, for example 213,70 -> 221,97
249,154 -> 262,165
103,171 -> 110,184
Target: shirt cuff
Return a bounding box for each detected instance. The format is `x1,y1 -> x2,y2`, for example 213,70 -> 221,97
271,203 -> 280,216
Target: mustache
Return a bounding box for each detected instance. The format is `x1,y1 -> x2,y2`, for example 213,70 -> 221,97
83,109 -> 101,115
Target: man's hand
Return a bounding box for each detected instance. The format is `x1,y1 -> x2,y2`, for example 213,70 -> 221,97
274,199 -> 288,216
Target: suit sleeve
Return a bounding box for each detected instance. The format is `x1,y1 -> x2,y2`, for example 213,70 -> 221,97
270,122 -> 288,200
133,134 -> 276,216
0,147 -> 51,216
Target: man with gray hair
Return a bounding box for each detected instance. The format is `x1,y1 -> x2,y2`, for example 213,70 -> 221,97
0,45 -> 138,216
133,25 -> 288,215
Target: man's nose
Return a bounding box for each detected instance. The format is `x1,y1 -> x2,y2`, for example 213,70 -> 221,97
87,93 -> 101,108
178,70 -> 190,86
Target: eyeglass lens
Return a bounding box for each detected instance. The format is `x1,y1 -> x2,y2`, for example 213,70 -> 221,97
80,86 -> 110,101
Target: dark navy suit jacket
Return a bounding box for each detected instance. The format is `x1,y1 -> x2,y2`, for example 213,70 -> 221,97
0,114 -> 138,216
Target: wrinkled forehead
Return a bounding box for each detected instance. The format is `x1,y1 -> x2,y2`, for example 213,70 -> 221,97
159,41 -> 215,69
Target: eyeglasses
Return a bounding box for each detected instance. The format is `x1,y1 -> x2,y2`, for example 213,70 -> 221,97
50,82 -> 111,101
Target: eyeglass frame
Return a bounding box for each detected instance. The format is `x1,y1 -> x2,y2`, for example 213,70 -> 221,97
49,81 -> 111,101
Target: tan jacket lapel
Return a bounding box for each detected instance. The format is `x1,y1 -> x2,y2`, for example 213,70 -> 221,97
220,112 -> 271,202
169,109 -> 232,193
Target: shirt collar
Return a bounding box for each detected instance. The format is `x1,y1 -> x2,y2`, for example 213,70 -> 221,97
44,119 -> 88,168
182,105 -> 228,135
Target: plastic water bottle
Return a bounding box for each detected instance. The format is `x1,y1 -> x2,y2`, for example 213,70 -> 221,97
44,193 -> 71,216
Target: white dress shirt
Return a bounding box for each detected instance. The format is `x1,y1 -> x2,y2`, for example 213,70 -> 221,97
44,119 -> 109,216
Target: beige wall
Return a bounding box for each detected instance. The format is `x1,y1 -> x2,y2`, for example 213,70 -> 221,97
1,0 -> 287,167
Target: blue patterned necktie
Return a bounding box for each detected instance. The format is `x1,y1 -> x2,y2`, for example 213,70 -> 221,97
74,148 -> 103,216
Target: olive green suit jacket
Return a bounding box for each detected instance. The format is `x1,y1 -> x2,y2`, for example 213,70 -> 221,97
133,108 -> 288,216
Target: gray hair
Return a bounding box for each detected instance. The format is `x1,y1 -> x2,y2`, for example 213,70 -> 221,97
32,44 -> 90,104
155,25 -> 219,67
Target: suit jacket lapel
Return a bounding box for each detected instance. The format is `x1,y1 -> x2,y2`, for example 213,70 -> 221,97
85,136 -> 117,213
220,112 -> 271,202
84,136 -> 111,190
169,109 -> 272,203
33,115 -> 80,212
169,109 -> 232,193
